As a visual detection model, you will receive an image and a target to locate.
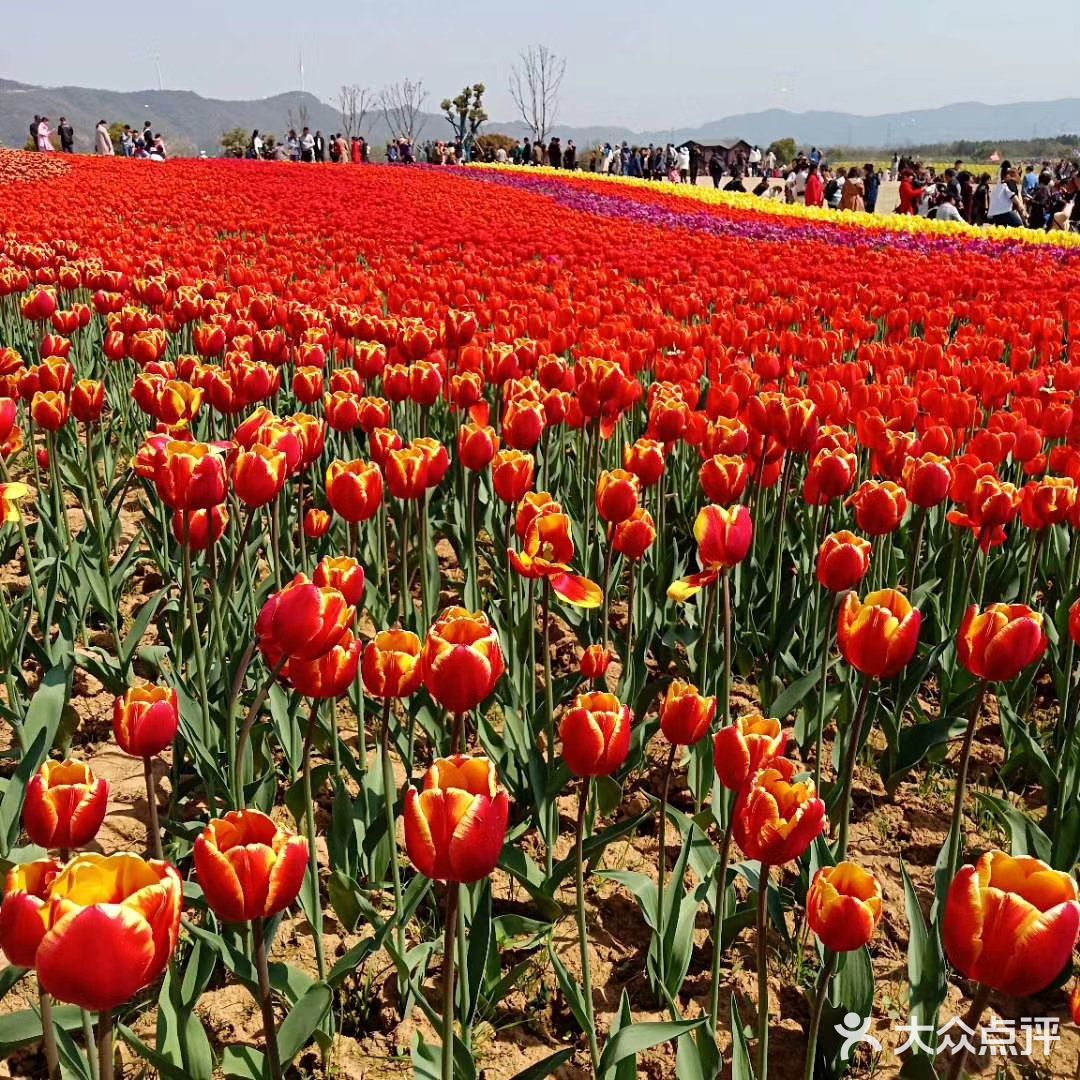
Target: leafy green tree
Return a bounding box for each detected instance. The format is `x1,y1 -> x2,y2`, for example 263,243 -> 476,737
441,84 -> 488,142
220,127 -> 249,158
108,122 -> 125,149
767,138 -> 797,165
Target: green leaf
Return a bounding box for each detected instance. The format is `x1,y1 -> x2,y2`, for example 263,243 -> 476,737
510,1049 -> 574,1080
0,1003 -> 83,1052
464,881 -> 492,1026
117,1023 -> 196,1080
550,947 -> 593,1037
729,997 -> 755,1080
771,664 -> 828,721
220,1043 -> 265,1079
121,587 -> 166,666
973,791 -> 1050,862
277,981 -> 332,1064
597,1018 -> 705,1076
900,860 -> 945,1057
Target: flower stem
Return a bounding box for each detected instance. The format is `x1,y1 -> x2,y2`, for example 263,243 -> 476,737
96,1010 -> 114,1080
380,697 -> 406,963
802,949 -> 838,1080
945,983 -> 991,1080
80,1010 -> 98,1080
441,884 -> 459,1080
144,756 -> 163,860
945,680 -> 989,882
542,577 -> 556,877
813,591 -> 839,794
655,742 -> 678,994
836,678 -> 872,860
301,699 -> 326,981
38,980 -> 59,1080
707,811 -> 734,1038
252,917 -> 283,1080
575,778 -> 601,1073
756,865 -> 771,1080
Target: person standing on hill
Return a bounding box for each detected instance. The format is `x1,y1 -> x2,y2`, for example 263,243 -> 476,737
563,140 -> 576,170
37,117 -> 54,151
548,136 -> 561,168
300,127 -> 315,162
804,162 -> 825,207
95,120 -> 114,156
314,130 -> 325,162
57,117 -> 74,152
862,164 -> 879,213
29,115 -> 41,150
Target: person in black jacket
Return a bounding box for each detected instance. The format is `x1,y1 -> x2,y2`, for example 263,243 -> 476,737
29,115 -> 41,150
57,117 -> 74,152
862,163 -> 880,213
314,130 -> 325,162
547,137 -> 561,169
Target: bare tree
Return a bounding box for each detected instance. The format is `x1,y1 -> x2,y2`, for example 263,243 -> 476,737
379,78 -> 428,142
337,84 -> 374,141
508,45 -> 565,146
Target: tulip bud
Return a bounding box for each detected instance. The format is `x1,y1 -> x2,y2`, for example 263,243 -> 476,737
734,757 -> 826,865
35,852 -> 182,1011
559,691 -> 633,777
421,608 -> 505,715
193,809 -> 308,922
846,480 -> 907,536
155,441 -> 228,511
303,507 -> 332,538
623,437 -> 666,488
404,755 -> 509,883
902,452 -> 951,509
713,713 -> 789,791
70,379 -> 105,424
361,629 -> 424,698
325,458 -> 383,522
492,449 -> 535,503
30,390 -> 68,432
24,760 -> 109,851
816,531 -> 872,593
232,443 -> 288,508
837,589 -> 921,679
283,629 -> 362,698
943,850 -> 1079,998
313,555 -> 366,606
0,858 -> 63,968
807,862 -> 883,952
595,469 -> 640,524
113,684 -> 179,758
612,507 -> 657,561
957,603 -> 1048,682
659,680 -> 716,747
700,454 -> 750,506
579,644 -> 613,682
458,422 -> 500,472
256,574 -> 354,665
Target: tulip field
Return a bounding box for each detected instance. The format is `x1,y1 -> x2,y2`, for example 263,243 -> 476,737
2,149 -> 1080,1080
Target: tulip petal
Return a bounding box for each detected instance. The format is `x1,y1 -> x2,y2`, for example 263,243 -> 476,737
550,572 -> 603,608
667,569 -> 721,603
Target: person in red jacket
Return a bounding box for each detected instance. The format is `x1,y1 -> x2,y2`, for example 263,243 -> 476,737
805,163 -> 825,207
896,169 -> 925,214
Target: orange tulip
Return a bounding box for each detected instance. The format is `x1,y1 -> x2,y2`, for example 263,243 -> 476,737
612,506 -> 656,560
0,481 -> 30,526
313,555 -> 366,606
325,458 -> 383,522
422,608 -> 505,714
112,684 -> 179,759
404,755 -> 509,883
1070,597 -> 1080,647
560,691 -> 633,777
154,441 -> 228,511
659,680 -> 716,747
70,379 -> 105,424
807,862 -> 883,952
668,504 -> 753,601
255,573 -> 354,665
362,629 -> 424,698
579,644 -> 614,681
35,853 -> 182,1011
804,447 -> 857,505
837,589 -> 921,679
458,422 -> 500,472
713,713 -> 789,791
943,850 -> 1080,998
1020,476 -> 1076,531
384,444 -> 429,500
0,858 -> 62,968
193,809 -> 308,923
491,449 -> 534,503
24,760 -> 109,851
846,480 -> 907,536
734,757 -> 826,866
699,454 -> 750,506
902,452 -> 951,509
283,629 -> 362,698
171,505 -> 229,550
595,468 -> 640,524
816,531 -> 872,593
232,443 -> 288,508
623,437 -> 666,488
509,509 -> 602,607
30,390 -> 68,431
303,507 -> 331,538
957,603 -> 1048,682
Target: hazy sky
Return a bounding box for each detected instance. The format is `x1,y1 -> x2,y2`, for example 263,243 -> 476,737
4,1 -> 1077,130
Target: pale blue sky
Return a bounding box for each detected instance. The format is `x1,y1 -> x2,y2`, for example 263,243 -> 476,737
4,0 -> 1076,129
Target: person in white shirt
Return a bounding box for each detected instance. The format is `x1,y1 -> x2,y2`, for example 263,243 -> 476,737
929,192 -> 964,222
748,145 -> 762,175
989,170 -> 1025,226
677,145 -> 690,181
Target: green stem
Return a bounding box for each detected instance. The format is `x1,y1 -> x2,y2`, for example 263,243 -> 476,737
380,697 -> 406,963
252,917 -> 284,1080
836,678 -> 872,861
945,680 -> 989,882
720,572 -> 732,722
441,884 -> 459,1080
655,742 -> 678,994
575,778 -> 601,1073
756,866 -> 771,1080
96,1010 -> 114,1080
144,756 -> 163,860
707,812 -> 734,1038
234,659 -> 285,808
301,699 -> 326,981
80,1010 -> 98,1080
813,591 -> 839,794
38,980 -> 59,1080
542,577 -> 556,877
944,983 -> 991,1080
802,950 -> 838,1080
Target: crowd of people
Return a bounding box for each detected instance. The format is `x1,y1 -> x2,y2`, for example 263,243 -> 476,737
27,116 -> 168,159
241,128 -> 370,164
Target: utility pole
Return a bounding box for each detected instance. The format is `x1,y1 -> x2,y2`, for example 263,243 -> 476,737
298,49 -> 305,93
152,53 -> 163,91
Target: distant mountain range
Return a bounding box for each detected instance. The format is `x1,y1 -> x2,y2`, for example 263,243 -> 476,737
2,78 -> 1078,155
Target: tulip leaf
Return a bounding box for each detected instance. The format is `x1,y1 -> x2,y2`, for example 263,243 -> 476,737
549,946 -> 594,1037
973,790 -> 1051,862
464,880 -> 492,1026
549,809 -> 651,894
120,586 -> 166,667
410,1029 -> 476,1080
0,1003 -> 82,1052
676,1024 -> 720,1080
278,981 -> 332,1064
900,859 -> 945,1057
597,1017 -> 705,1076
771,663 -> 828,723
220,1043 -> 264,1080
117,1023 -> 194,1080
603,989 -> 637,1080
728,997 -> 755,1080
54,1018 -> 93,1080
509,1048 -> 574,1079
